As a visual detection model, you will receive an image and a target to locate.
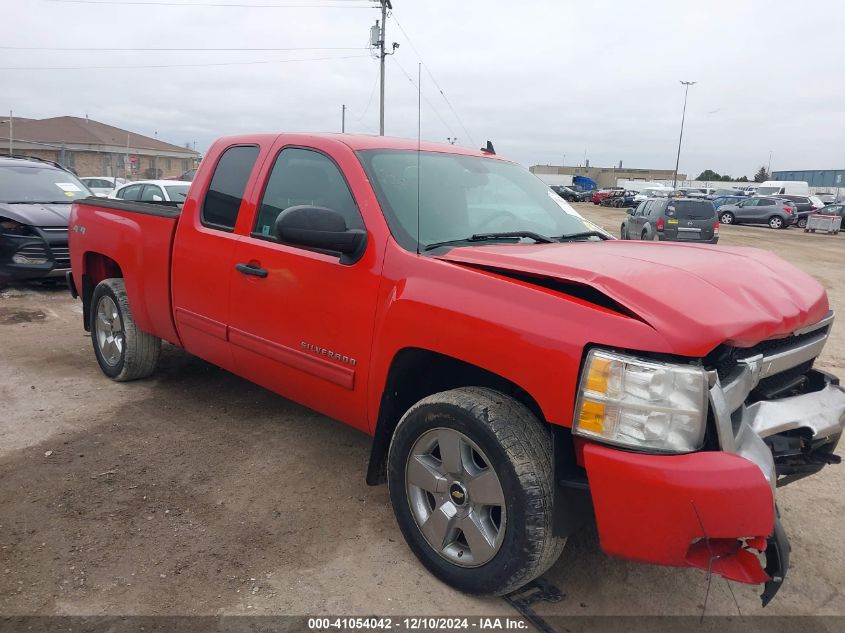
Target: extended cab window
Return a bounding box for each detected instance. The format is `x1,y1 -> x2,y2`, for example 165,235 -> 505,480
254,148 -> 364,238
201,145 -> 260,231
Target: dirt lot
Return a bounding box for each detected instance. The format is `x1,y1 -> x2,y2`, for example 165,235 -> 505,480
1,202 -> 843,623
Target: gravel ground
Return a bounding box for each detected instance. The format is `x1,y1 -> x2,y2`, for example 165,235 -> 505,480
0,202 -> 842,624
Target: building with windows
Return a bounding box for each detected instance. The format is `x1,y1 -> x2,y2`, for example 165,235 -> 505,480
0,115 -> 200,179
771,169 -> 845,189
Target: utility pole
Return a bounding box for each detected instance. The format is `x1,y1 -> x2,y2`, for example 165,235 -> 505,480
673,80 -> 696,188
342,104 -> 346,133
767,150 -> 773,176
372,1 -> 396,136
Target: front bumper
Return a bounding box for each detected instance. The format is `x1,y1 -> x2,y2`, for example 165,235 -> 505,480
0,228 -> 69,283
583,322 -> 845,605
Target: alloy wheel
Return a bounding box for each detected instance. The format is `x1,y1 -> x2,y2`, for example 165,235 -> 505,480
405,427 -> 506,568
95,296 -> 124,366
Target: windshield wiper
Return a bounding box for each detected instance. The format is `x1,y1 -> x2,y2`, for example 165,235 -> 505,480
556,230 -> 610,242
4,200 -> 74,205
424,231 -> 554,251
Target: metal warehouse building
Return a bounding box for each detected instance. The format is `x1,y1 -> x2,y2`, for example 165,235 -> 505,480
772,169 -> 845,188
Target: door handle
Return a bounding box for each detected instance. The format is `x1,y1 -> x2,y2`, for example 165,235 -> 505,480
235,262 -> 268,278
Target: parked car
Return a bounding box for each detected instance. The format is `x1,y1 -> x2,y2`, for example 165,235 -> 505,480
80,176 -> 127,197
178,169 -> 197,182
601,190 -> 638,207
110,180 -> 190,204
717,196 -> 796,229
816,193 -> 837,205
707,189 -> 743,199
591,187 -> 623,204
621,197 -> 718,243
674,188 -> 707,199
0,155 -> 92,286
67,132 -> 844,605
550,185 -> 588,202
632,188 -> 670,203
711,195 -> 746,209
779,195 -> 825,228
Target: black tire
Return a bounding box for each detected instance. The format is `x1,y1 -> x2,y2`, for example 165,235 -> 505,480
797,217 -> 808,229
768,216 -> 784,229
620,224 -> 627,239
719,211 -> 734,225
641,229 -> 649,241
387,387 -> 565,596
90,278 -> 161,381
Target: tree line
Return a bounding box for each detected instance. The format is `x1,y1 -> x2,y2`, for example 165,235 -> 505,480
694,167 -> 770,183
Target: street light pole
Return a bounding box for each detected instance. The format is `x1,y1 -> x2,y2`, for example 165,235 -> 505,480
672,80 -> 696,188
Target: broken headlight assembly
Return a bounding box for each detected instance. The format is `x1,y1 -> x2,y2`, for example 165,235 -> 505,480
573,349 -> 708,453
0,217 -> 33,236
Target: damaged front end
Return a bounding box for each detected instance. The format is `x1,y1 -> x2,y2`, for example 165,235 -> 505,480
706,311 -> 844,604
581,312 -> 844,607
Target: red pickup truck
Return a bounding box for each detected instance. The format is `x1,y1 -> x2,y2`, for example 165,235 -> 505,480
68,133 -> 844,603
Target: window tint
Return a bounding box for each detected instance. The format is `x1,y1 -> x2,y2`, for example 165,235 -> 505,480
140,185 -> 163,201
665,200 -> 716,219
201,145 -> 259,231
757,198 -> 774,206
118,184 -> 143,200
254,147 -> 363,238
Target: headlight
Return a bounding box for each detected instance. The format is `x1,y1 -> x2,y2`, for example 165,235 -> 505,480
573,349 -> 708,453
0,217 -> 31,236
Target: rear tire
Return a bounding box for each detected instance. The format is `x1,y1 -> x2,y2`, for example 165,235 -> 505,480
768,216 -> 784,229
641,229 -> 649,241
90,278 -> 161,381
797,217 -> 808,229
720,212 -> 734,225
620,224 -> 627,239
387,387 -> 566,596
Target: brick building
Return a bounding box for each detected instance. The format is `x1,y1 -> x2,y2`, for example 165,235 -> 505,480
0,115 -> 200,180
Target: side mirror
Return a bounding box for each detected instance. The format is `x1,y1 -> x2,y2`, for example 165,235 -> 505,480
152,194 -> 163,202
275,205 -> 367,263
626,207 -> 635,215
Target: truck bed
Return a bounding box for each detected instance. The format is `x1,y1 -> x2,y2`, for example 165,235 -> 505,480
69,197 -> 182,345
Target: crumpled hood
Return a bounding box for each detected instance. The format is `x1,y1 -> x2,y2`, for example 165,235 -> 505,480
437,240 -> 829,356
0,202 -> 71,227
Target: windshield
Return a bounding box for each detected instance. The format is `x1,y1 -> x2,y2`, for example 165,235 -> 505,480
0,164 -> 92,203
757,186 -> 781,195
357,150 -> 599,250
164,184 -> 190,202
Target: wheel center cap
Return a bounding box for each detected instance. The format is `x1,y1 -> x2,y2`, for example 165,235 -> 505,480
449,482 -> 467,506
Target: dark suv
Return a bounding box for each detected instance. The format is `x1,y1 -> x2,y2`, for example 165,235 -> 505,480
0,156 -> 91,286
621,197 -> 718,243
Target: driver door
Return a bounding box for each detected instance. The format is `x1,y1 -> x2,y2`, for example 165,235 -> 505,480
227,144 -> 382,432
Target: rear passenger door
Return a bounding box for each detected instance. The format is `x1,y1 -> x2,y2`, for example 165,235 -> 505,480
753,198 -> 775,221
171,144 -> 262,371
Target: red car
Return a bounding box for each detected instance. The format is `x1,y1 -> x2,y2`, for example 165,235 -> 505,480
67,133 -> 844,603
590,187 -> 623,204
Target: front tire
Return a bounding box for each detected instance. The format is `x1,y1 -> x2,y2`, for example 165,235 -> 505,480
90,278 -> 161,381
720,211 -> 734,225
387,387 -> 565,596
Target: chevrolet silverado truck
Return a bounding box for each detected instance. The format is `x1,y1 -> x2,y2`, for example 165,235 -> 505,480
67,133 -> 845,603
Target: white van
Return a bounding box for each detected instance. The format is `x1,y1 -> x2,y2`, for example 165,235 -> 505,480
755,181 -> 809,196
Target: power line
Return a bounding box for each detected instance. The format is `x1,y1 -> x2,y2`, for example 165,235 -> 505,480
0,53 -> 372,71
390,12 -> 475,145
0,45 -> 370,51
391,56 -> 456,138
352,71 -> 379,124
46,0 -> 373,6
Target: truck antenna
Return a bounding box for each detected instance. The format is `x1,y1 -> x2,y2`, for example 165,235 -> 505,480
416,61 -> 421,255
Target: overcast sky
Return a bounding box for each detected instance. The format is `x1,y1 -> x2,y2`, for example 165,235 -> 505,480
3,0 -> 844,178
